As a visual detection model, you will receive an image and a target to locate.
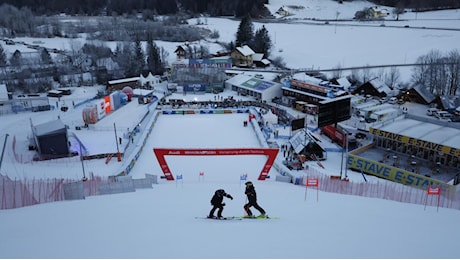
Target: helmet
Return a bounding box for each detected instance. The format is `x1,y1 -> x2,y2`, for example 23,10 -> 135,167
215,189 -> 225,196
245,181 -> 253,186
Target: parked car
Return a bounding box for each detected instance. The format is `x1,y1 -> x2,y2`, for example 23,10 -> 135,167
448,117 -> 460,122
426,108 -> 439,116
434,111 -> 453,119
388,97 -> 398,104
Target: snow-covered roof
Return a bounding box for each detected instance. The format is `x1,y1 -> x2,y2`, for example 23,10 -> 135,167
236,45 -> 255,57
336,77 -> 351,88
252,53 -> 264,62
34,119 -> 66,137
439,95 -> 460,110
226,74 -> 253,85
108,77 -> 140,85
372,107 -> 398,115
412,84 -> 436,103
375,118 -> 460,149
260,59 -> 271,65
369,78 -> 392,95
139,72 -> 160,86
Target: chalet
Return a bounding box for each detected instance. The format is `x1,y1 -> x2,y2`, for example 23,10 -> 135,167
353,78 -> 393,98
403,84 -> 436,105
231,45 -> 255,68
329,77 -> 352,91
252,53 -> 270,67
368,6 -> 390,19
276,6 -> 289,17
433,95 -> 460,113
174,42 -> 204,59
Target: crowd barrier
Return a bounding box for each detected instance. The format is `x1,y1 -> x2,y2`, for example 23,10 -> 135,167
0,174 -> 156,210
3,104 -> 460,211
291,167 -> 460,210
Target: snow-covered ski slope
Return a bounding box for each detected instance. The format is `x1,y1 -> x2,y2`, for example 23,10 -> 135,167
2,108 -> 460,258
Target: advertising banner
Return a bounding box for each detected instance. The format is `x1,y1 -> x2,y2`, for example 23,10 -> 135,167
347,154 -> 453,192
153,148 -> 278,181
370,128 -> 460,157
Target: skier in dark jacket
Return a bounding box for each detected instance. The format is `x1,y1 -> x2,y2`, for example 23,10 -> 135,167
244,181 -> 266,217
208,189 -> 233,219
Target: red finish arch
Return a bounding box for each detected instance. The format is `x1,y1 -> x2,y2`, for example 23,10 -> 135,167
153,148 -> 279,181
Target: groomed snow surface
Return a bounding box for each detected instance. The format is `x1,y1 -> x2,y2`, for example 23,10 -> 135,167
1,0 -> 460,258
1,110 -> 460,259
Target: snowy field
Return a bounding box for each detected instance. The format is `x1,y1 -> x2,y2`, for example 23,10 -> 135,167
1,0 -> 460,83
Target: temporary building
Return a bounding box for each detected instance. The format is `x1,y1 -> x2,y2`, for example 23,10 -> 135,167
262,109 -> 278,126
32,119 -> 70,159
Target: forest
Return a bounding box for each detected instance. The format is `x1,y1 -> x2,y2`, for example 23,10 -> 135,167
0,0 -> 458,17
0,0 -> 459,97
0,0 -> 270,18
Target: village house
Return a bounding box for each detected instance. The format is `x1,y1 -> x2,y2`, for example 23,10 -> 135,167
174,42 -> 204,59
231,45 -> 255,68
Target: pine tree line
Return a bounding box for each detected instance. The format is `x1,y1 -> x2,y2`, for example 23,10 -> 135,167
0,0 -> 270,17
235,15 -> 272,58
366,0 -> 460,10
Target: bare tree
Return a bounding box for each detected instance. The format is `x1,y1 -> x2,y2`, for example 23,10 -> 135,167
385,66 -> 401,89
331,63 -> 343,79
412,50 -> 443,95
445,49 -> 460,95
360,65 -> 373,84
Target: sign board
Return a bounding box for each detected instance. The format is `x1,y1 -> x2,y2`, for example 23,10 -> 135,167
317,97 -> 351,128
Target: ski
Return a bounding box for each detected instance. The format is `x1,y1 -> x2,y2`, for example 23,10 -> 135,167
234,216 -> 280,220
195,216 -> 242,221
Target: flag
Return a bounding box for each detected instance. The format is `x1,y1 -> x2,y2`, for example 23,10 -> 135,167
177,174 -> 183,180
240,174 -> 247,181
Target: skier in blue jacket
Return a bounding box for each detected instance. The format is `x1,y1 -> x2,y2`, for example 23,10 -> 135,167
208,189 -> 233,219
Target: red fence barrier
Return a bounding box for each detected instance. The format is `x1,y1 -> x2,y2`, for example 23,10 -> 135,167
0,174 -> 113,210
2,168 -> 460,210
301,167 -> 460,210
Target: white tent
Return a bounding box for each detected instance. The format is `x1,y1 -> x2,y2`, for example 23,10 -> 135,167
139,72 -> 160,88
262,109 -> 278,126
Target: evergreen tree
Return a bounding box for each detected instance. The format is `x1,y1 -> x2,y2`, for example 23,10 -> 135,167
146,34 -> 163,75
0,44 -> 7,68
252,25 -> 271,57
134,38 -> 145,73
40,48 -> 53,64
113,42 -> 137,77
10,50 -> 22,67
235,14 -> 253,47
